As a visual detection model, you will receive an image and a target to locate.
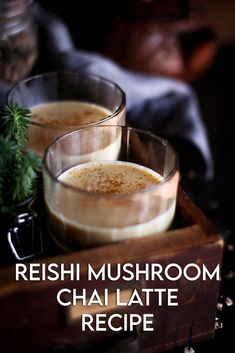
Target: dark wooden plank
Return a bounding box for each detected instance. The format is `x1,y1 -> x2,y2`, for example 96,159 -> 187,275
0,188 -> 224,353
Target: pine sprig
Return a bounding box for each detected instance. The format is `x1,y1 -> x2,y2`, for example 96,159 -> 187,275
2,101 -> 30,152
0,136 -> 17,207
0,102 -> 41,211
8,150 -> 41,203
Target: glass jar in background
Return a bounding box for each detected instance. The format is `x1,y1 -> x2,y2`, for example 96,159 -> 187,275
0,0 -> 37,83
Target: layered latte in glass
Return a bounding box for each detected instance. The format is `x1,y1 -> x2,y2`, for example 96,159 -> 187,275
43,126 -> 179,250
8,72 -> 126,155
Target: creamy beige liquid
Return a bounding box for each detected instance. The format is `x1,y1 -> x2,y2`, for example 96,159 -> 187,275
59,161 -> 162,193
46,161 -> 176,249
29,101 -> 112,155
31,101 -> 111,126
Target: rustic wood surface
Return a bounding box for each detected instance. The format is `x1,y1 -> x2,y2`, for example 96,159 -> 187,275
0,187 -> 224,353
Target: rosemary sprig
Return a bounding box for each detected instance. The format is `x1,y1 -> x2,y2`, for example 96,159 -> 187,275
0,102 -> 41,211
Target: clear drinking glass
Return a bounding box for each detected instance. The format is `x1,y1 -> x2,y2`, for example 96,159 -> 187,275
7,72 -> 126,156
43,125 -> 179,251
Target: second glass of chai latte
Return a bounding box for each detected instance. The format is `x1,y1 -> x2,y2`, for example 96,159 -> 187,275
7,72 -> 126,156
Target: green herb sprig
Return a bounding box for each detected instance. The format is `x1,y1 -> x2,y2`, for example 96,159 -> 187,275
2,102 -> 30,151
0,102 -> 41,212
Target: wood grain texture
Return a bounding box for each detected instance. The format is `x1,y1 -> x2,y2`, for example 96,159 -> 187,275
0,187 -> 224,353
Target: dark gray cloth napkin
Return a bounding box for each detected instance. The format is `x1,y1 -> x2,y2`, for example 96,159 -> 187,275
1,3 -> 214,179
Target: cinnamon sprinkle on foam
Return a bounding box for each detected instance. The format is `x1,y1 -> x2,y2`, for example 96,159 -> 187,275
59,161 -> 162,194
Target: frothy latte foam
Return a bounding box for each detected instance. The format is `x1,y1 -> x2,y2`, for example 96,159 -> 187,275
59,161 -> 161,193
29,101 -> 112,155
31,101 -> 111,126
46,161 -> 176,249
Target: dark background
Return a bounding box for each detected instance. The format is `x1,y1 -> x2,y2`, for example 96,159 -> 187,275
20,1 -> 235,352
37,0 -> 235,236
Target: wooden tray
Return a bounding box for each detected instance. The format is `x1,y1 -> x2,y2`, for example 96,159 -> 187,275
0,188 -> 223,353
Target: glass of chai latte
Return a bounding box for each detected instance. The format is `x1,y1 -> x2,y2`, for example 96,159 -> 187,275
7,72 -> 126,156
43,125 -> 179,250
